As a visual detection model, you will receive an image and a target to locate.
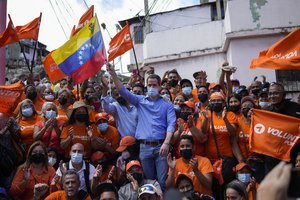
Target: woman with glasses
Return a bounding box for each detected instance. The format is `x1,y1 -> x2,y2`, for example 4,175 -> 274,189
34,102 -> 65,161
10,141 -> 56,200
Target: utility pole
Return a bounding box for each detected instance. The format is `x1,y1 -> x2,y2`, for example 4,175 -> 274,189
144,0 -> 150,34
0,0 -> 7,85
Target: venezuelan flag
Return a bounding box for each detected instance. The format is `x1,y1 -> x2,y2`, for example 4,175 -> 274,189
48,16 -> 106,84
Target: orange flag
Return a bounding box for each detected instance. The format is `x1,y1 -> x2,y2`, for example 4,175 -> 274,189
0,19 -> 19,48
249,109 -> 300,161
0,81 -> 25,116
108,22 -> 133,62
250,27 -> 300,70
15,14 -> 42,41
70,5 -> 94,37
43,51 -> 66,83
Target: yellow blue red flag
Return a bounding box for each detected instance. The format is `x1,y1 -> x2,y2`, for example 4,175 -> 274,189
43,16 -> 106,84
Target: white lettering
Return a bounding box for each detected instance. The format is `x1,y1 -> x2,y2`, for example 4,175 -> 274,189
270,50 -> 297,60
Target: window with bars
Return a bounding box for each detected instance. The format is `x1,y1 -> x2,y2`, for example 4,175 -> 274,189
276,70 -> 300,92
134,26 -> 144,44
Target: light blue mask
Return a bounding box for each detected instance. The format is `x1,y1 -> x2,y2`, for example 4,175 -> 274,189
22,107 -> 33,117
71,153 -> 83,164
98,123 -> 108,132
174,104 -> 181,112
237,173 -> 251,184
259,102 -> 269,108
45,110 -> 56,119
162,94 -> 170,100
182,87 -> 192,95
147,87 -> 159,97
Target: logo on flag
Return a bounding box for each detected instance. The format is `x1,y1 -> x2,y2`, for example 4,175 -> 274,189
253,123 -> 265,134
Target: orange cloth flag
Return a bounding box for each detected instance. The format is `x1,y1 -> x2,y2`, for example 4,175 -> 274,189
43,51 -> 66,83
0,19 -> 19,47
108,23 -> 133,62
250,27 -> 300,70
0,81 -> 25,116
249,109 -> 300,161
15,14 -> 41,41
70,5 -> 94,37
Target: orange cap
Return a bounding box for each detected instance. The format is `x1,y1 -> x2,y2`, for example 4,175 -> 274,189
234,162 -> 253,172
180,101 -> 195,111
126,160 -> 142,172
116,136 -> 136,152
91,151 -> 105,162
95,113 -> 109,122
210,92 -> 225,100
208,82 -> 222,91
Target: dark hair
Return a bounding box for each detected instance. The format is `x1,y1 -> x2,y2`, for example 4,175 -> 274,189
64,106 -> 92,127
25,141 -> 48,169
227,93 -> 242,105
132,83 -> 144,90
147,74 -> 161,86
290,144 -> 300,167
167,69 -> 179,77
160,88 -> 173,101
179,135 -> 194,145
96,183 -> 119,199
270,82 -> 285,92
225,180 -> 248,200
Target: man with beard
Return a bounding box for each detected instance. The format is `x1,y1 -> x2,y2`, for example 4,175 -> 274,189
100,75 -> 138,138
45,170 -> 92,200
118,160 -> 162,200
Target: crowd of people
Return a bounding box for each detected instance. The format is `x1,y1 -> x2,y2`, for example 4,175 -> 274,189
0,62 -> 299,200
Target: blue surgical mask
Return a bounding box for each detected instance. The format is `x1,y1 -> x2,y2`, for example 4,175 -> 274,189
71,153 -> 83,164
237,173 -> 251,184
98,123 -> 108,132
259,101 -> 269,108
174,104 -> 181,112
182,87 -> 192,95
45,110 -> 56,119
162,94 -> 170,100
147,87 -> 159,97
22,107 -> 33,117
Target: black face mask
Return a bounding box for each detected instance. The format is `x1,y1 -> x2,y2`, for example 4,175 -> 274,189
180,112 -> 192,121
211,103 -> 223,112
183,189 -> 195,198
58,96 -> 67,105
131,172 -> 143,184
197,93 -> 208,103
98,160 -> 109,171
84,94 -> 90,100
242,108 -> 251,118
180,149 -> 193,160
252,89 -> 260,96
229,105 -> 241,113
30,153 -> 45,164
26,91 -> 37,100
75,114 -> 89,122
116,96 -> 127,105
168,79 -> 178,88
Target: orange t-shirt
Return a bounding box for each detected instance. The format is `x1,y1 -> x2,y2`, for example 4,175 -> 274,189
202,111 -> 237,163
10,164 -> 56,200
17,115 -> 42,151
60,123 -> 99,158
98,125 -> 120,151
45,190 -> 92,200
172,155 -> 213,195
57,106 -> 69,122
237,118 -> 251,159
192,88 -> 199,103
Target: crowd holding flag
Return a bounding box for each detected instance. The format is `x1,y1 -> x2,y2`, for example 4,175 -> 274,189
250,27 -> 300,70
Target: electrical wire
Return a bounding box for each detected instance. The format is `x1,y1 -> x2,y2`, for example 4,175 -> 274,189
49,0 -> 68,39
59,0 -> 76,22
54,0 -> 72,30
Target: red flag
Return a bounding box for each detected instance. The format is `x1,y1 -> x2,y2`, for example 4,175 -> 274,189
70,5 -> 94,37
108,22 -> 133,62
15,14 -> 41,41
250,27 -> 300,70
0,19 -> 18,48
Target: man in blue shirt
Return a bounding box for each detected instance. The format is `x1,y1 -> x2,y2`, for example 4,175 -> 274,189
107,64 -> 176,191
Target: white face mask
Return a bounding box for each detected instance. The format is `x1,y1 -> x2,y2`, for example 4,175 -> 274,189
121,151 -> 130,160
45,94 -> 55,101
71,153 -> 83,164
48,157 -> 57,166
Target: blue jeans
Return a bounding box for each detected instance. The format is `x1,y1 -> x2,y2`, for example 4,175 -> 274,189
139,143 -> 167,192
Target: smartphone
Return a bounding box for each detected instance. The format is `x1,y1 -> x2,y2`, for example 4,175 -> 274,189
288,168 -> 300,198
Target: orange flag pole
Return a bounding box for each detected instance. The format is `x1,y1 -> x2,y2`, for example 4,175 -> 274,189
30,12 -> 42,73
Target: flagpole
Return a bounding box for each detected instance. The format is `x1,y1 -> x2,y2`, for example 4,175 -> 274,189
8,14 -> 31,74
132,45 -> 139,74
30,12 -> 42,73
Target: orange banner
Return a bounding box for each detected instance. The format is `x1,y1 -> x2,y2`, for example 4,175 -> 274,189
0,19 -> 19,47
0,81 -> 25,116
249,109 -> 300,161
43,51 -> 66,83
108,22 -> 133,62
70,5 -> 94,38
250,27 -> 300,70
15,14 -> 41,41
